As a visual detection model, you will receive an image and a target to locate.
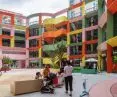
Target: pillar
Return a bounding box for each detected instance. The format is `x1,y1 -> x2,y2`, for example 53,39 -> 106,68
82,1 -> 86,66
0,14 -> 2,24
0,50 -> 2,68
26,49 -> 29,68
11,15 -> 15,25
10,27 -> 15,47
107,44 -> 113,73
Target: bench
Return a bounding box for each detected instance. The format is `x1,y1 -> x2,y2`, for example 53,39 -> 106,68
10,79 -> 43,95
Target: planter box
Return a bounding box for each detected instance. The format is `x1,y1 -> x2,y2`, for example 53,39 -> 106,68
73,67 -> 81,73
81,68 -> 97,74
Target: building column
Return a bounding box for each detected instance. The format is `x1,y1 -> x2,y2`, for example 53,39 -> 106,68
107,44 -> 113,73
67,33 -> 70,60
0,14 -> 2,24
10,27 -> 15,47
26,49 -> 29,68
0,49 -> 2,68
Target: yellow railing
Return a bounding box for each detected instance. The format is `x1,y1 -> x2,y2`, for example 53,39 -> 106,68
43,16 -> 68,25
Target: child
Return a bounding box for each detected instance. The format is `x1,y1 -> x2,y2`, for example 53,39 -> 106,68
57,71 -> 64,86
35,72 -> 42,79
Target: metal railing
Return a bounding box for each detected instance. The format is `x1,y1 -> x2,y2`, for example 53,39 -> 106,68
29,21 -> 39,26
85,6 -> 98,13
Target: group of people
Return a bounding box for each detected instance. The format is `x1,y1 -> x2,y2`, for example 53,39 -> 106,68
35,60 -> 73,96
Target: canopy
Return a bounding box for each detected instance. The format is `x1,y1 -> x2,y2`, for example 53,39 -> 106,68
85,58 -> 98,62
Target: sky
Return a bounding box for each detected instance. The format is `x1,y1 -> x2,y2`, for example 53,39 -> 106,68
0,0 -> 69,16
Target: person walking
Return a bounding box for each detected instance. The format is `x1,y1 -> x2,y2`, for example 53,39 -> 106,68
64,61 -> 73,96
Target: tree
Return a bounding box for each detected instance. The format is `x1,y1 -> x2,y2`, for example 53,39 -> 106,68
45,40 -> 66,68
56,40 -> 67,67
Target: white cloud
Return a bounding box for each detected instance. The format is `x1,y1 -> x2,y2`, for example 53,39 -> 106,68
0,0 -> 69,16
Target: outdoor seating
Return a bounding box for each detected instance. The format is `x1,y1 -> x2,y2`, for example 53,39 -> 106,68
10,79 -> 43,95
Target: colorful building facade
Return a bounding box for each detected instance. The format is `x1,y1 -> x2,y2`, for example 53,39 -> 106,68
98,0 -> 117,73
0,0 -> 117,73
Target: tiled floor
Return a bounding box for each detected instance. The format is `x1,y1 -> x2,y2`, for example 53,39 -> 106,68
0,69 -> 117,97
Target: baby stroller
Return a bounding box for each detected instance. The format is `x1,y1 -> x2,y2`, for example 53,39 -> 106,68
41,73 -> 56,94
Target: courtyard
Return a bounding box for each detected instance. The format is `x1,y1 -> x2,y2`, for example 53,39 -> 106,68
0,69 -> 117,97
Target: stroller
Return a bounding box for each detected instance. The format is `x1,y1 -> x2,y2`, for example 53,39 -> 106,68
41,73 -> 56,94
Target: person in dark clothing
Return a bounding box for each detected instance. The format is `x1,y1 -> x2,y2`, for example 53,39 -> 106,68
64,61 -> 73,96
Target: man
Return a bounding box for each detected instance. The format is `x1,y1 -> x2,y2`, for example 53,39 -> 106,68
64,61 -> 73,96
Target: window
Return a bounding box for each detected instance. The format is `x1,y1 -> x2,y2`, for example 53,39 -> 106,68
92,29 -> 98,39
86,31 -> 92,41
29,28 -> 39,37
92,43 -> 97,53
29,39 -> 39,48
2,39 -> 10,47
86,44 -> 91,54
2,29 -> 10,35
29,50 -> 39,58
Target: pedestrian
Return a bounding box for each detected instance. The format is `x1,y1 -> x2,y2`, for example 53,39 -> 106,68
93,63 -> 97,72
64,61 -> 73,96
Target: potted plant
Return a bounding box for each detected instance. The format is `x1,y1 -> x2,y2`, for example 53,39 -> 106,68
1,56 -> 13,72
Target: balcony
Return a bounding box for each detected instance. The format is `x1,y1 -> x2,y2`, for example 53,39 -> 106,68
43,16 -> 68,25
43,29 -> 67,43
85,6 -> 98,14
107,0 -> 117,14
29,21 -> 39,26
15,36 -> 25,40
43,40 -> 66,52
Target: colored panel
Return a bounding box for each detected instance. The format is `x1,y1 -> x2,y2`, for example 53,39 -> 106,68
10,37 -> 14,47
43,16 -> 68,25
43,29 -> 67,42
98,11 -> 107,28
15,25 -> 26,31
69,42 -> 82,46
107,36 -> 117,47
15,36 -> 25,40
39,48 -> 42,58
107,44 -> 113,73
82,1 -> 85,16
67,33 -> 70,45
70,29 -> 82,35
0,26 -> 2,35
43,41 -> 66,52
107,0 -> 117,14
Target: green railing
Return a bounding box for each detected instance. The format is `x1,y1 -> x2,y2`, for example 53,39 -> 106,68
15,36 -> 25,40
43,40 -> 66,52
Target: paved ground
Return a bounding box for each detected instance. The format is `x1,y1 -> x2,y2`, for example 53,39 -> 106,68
0,69 -> 117,97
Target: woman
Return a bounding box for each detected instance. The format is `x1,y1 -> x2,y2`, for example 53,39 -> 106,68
64,61 -> 73,96
43,65 -> 50,78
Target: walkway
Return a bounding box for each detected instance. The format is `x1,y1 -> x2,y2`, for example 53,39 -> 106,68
0,69 -> 117,97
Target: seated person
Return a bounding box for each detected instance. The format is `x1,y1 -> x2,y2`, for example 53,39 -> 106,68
35,72 -> 42,79
43,65 -> 50,78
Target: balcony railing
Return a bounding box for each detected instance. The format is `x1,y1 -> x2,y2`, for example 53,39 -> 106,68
69,12 -> 82,19
29,21 -> 39,26
85,6 -> 98,14
43,40 -> 66,52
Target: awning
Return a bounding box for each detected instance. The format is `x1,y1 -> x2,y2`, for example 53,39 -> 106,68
107,36 -> 117,47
